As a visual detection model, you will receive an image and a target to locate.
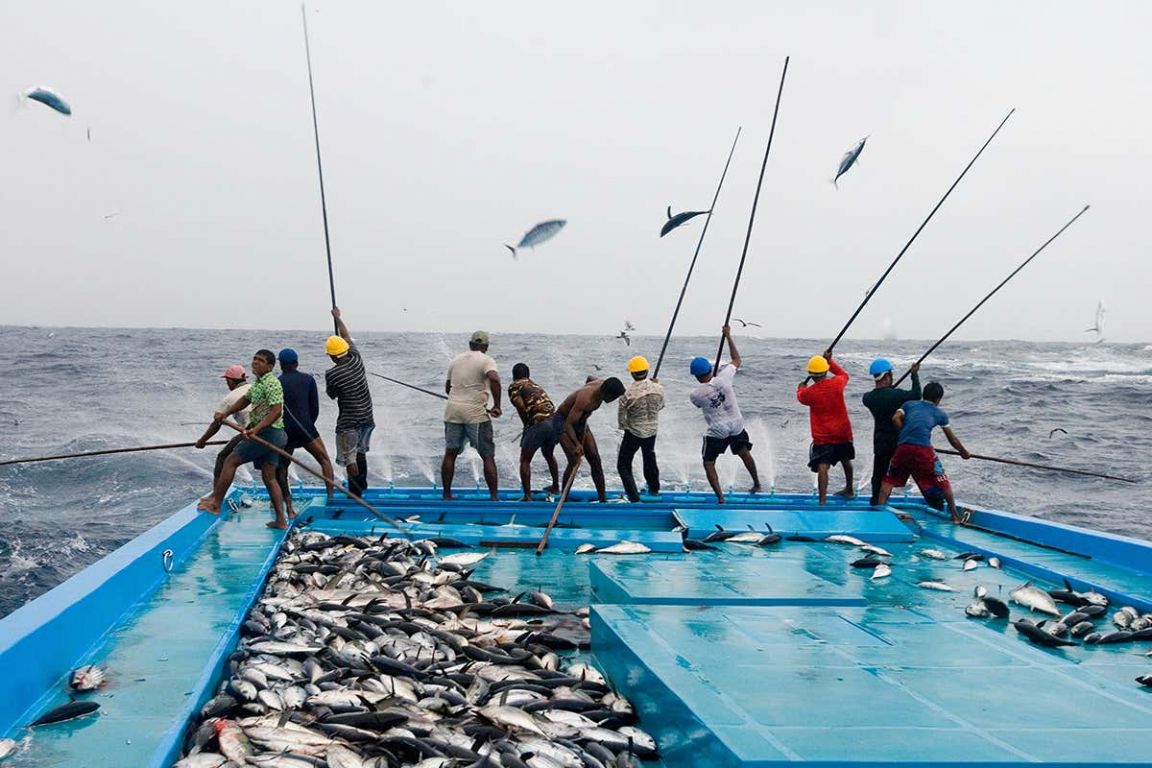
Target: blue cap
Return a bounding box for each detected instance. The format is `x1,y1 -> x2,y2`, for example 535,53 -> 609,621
869,358 -> 893,378
690,356 -> 712,377
278,348 -> 299,364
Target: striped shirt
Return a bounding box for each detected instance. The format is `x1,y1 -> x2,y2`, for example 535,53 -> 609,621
324,345 -> 374,431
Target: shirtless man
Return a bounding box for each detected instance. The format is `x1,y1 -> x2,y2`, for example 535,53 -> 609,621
551,377 -> 626,502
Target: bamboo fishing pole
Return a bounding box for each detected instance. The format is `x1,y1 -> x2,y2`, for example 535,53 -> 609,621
301,4 -> 339,335
935,447 -> 1135,483
826,108 -> 1016,353
536,455 -> 582,556
0,441 -> 229,467
713,57 -> 789,371
652,126 -> 742,380
368,372 -> 448,400
217,419 -> 405,528
894,204 -> 1090,386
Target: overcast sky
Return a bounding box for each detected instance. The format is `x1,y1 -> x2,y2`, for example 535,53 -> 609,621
1,1 -> 1148,342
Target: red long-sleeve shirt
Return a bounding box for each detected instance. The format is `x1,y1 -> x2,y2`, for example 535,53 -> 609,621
796,359 -> 853,444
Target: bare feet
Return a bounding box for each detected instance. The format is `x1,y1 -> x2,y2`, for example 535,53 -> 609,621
442,493 -> 457,501
749,484 -> 762,494
834,488 -> 855,498
518,495 -> 533,502
286,509 -> 298,519
266,519 -> 288,530
544,485 -> 560,494
198,494 -> 213,507
198,500 -> 221,515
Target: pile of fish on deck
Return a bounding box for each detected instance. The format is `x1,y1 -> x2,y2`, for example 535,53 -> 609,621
174,531 -> 657,768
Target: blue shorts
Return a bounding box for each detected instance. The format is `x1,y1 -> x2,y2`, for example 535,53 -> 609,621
233,427 -> 288,469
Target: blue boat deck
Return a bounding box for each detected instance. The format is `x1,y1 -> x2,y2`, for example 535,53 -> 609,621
3,487 -> 1152,767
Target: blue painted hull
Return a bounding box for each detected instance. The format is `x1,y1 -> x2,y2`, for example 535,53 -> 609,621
1,487 -> 1151,767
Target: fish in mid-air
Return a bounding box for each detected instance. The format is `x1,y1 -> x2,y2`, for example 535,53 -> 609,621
833,136 -> 867,188
660,206 -> 710,237
505,219 -> 566,259
24,86 -> 72,115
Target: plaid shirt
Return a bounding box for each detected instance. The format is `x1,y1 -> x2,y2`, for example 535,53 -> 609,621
246,372 -> 285,429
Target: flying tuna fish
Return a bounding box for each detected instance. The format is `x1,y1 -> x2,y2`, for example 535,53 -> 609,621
505,219 -> 566,260
23,86 -> 72,116
660,206 -> 710,237
833,136 -> 867,188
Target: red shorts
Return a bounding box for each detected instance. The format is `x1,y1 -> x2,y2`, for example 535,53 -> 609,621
884,444 -> 951,496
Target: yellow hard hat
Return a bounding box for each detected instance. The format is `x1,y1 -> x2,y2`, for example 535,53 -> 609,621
807,355 -> 830,375
326,335 -> 350,356
627,355 -> 649,374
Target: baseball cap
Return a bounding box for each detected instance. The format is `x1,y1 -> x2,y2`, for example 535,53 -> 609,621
278,348 -> 299,364
221,364 -> 247,381
470,330 -> 490,345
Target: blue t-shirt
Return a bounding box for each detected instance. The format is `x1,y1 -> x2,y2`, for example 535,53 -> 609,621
279,369 -> 320,443
897,400 -> 949,447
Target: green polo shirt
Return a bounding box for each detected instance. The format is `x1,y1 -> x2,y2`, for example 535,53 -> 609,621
246,371 -> 285,429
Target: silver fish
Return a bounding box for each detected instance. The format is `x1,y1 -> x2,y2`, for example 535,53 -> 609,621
1009,581 -> 1061,617
919,548 -> 949,560
596,541 -> 651,555
962,559 -> 978,572
574,543 -> 597,554
505,219 -> 567,259
833,136 -> 867,188
860,544 -> 892,557
965,601 -> 992,618
987,556 -> 1002,569
917,581 -> 955,592
0,739 -> 20,760
825,535 -> 867,547
439,552 -> 489,567
871,563 -> 892,580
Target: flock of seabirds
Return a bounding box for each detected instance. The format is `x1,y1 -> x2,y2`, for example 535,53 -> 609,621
191,304 -> 972,531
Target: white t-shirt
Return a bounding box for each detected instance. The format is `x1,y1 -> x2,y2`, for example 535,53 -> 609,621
444,351 -> 498,424
216,383 -> 252,427
689,364 -> 744,438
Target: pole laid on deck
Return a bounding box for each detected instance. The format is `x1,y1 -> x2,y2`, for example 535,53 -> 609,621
536,455 -> 583,555
935,447 -> 1135,483
714,57 -> 789,372
894,205 -> 1091,386
218,419 -> 406,527
653,126 -> 742,380
0,440 -> 228,467
301,4 -> 339,335
827,108 -> 1015,353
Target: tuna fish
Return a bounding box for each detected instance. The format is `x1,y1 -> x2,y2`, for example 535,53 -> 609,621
871,563 -> 892,580
833,137 -> 867,188
595,541 -> 652,555
1009,581 -> 1061,617
1014,619 -> 1078,648
30,700 -> 100,726
917,581 -> 955,592
69,664 -> 106,691
918,548 -> 949,560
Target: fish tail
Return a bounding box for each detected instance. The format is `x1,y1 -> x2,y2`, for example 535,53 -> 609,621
504,244 -> 517,260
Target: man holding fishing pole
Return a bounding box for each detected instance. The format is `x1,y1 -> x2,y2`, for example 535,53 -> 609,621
797,351 -> 855,504
276,348 -> 335,518
195,365 -> 251,505
876,381 -> 971,523
862,359 -> 920,506
617,355 -> 664,502
442,331 -> 501,500
325,307 -> 374,500
508,362 -> 560,500
553,377 -> 626,503
197,350 -> 290,528
690,326 -> 761,504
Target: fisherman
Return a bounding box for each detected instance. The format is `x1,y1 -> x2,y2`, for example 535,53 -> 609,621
862,359 -> 920,506
797,351 -> 855,504
197,350 -> 289,528
194,364 -> 250,506
617,355 -> 664,502
689,326 -> 760,503
442,331 -> 501,500
552,377 -> 626,502
324,307 -> 374,499
276,348 -> 335,518
875,381 -> 971,523
508,363 -> 560,500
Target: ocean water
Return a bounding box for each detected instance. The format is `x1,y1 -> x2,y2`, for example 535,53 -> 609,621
1,325 -> 1149,617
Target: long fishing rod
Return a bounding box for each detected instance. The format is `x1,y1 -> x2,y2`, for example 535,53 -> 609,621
894,204 -> 1090,386
652,126 -> 742,380
218,419 -> 406,528
368,372 -> 448,400
536,455 -> 582,556
935,447 -> 1135,484
301,4 -> 339,335
826,108 -> 1016,353
714,57 -> 789,371
0,440 -> 229,467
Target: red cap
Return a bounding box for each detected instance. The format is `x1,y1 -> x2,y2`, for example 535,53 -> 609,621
221,365 -> 247,381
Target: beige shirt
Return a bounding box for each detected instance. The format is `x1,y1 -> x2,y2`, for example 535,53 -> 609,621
444,351 -> 498,424
215,383 -> 252,427
618,379 -> 665,438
